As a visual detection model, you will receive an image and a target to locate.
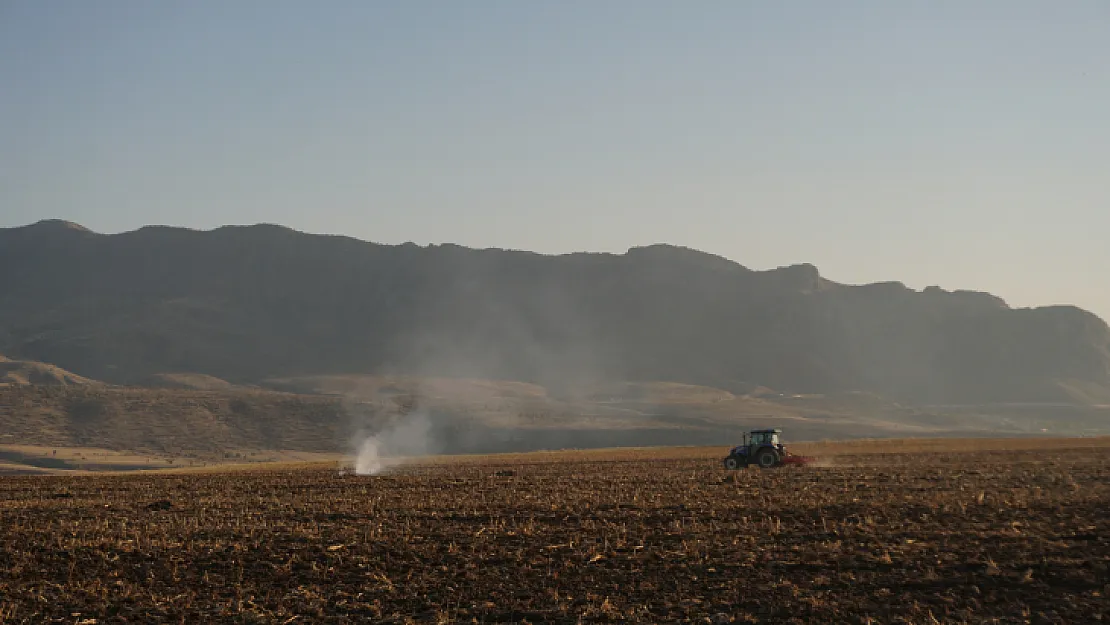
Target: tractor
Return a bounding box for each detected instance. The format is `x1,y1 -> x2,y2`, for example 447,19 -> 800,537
722,428 -> 814,469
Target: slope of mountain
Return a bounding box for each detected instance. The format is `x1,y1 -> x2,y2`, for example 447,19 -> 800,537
2,219 -> 1109,405
7,377 -> 1105,466
0,353 -> 101,387
141,372 -> 242,391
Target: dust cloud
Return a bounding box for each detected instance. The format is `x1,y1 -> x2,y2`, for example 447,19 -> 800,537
351,410 -> 434,475
336,247 -> 758,466
342,251 -> 628,465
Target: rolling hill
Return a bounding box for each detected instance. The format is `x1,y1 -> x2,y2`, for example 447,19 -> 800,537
6,371 -> 1106,471
0,353 -> 101,387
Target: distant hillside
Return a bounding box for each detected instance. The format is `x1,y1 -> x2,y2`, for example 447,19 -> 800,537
0,384 -> 346,457
141,372 -> 242,391
6,377 -> 1104,464
0,354 -> 100,387
2,219 -> 1109,405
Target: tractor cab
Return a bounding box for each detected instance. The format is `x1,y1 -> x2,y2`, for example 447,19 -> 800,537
749,429 -> 781,448
729,428 -> 782,457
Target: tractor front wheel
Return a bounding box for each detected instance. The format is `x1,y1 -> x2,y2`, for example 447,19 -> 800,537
755,449 -> 778,469
723,457 -> 742,470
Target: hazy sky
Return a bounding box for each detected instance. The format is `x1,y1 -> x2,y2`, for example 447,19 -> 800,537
3,1 -> 1108,320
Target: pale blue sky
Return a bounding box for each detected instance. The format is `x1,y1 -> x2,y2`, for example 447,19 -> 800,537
2,1 -> 1108,320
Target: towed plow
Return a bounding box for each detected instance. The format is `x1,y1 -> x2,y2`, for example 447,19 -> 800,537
778,451 -> 817,467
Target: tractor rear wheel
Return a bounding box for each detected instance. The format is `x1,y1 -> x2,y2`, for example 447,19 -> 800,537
723,457 -> 741,470
755,449 -> 778,469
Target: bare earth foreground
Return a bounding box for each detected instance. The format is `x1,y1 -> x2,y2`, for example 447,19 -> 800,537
2,440 -> 1109,624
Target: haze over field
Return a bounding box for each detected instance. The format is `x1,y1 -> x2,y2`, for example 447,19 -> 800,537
1,220 -> 1109,472
2,3 -> 1108,468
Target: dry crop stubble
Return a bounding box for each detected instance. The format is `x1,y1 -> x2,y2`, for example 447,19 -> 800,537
0,443 -> 1108,623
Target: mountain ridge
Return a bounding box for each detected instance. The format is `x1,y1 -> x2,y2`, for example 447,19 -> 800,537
2,219 -> 1107,406
0,220 -> 1049,302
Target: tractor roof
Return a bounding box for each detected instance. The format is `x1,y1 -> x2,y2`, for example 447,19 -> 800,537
750,428 -> 782,434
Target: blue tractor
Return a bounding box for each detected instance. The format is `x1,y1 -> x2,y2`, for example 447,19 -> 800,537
723,428 -> 812,469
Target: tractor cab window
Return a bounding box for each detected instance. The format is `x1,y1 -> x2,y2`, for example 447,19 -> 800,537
751,432 -> 780,446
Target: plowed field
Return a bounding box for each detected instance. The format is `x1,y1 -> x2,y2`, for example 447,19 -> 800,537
2,442 -> 1109,623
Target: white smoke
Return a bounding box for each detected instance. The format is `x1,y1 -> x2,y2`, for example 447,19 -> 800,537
351,410 -> 435,476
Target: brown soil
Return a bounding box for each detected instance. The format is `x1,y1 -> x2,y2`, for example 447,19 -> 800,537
1,445 -> 1107,623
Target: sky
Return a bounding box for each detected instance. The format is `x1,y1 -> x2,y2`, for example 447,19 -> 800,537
2,1 -> 1108,320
